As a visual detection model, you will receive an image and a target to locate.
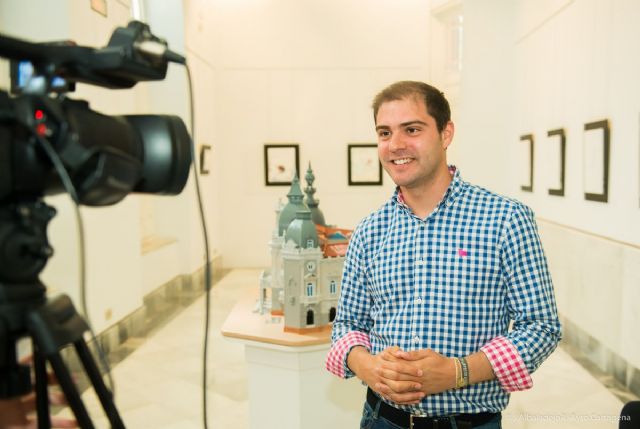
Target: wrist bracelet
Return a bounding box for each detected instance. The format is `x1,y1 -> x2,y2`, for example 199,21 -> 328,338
459,356 -> 470,388
453,358 -> 465,389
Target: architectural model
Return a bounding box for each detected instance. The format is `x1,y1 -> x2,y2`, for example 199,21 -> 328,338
259,164 -> 352,333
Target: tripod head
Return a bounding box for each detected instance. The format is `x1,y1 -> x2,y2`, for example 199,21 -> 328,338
0,199 -> 127,429
0,199 -> 54,398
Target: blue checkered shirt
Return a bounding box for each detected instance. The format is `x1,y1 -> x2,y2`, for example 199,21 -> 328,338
331,168 -> 561,416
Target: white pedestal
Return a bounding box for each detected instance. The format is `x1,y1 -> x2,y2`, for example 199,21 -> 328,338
238,339 -> 365,429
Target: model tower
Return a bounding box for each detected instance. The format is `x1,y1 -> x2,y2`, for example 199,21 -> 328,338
304,163 -> 326,227
259,167 -> 352,332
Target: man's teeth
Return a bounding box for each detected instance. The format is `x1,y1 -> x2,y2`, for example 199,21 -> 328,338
392,158 -> 412,165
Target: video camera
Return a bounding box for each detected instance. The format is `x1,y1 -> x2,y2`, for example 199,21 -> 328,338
0,21 -> 193,428
0,20 -> 192,207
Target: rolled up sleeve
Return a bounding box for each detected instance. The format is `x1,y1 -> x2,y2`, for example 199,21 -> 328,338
488,204 -> 562,391
326,226 -> 374,379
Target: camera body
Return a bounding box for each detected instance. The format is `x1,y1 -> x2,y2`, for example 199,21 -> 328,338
0,20 -> 191,207
0,90 -> 191,206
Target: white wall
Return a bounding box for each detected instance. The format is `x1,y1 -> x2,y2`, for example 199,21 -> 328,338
0,0 -> 205,332
452,0 -> 516,195
184,0 -> 432,268
513,0 -> 640,375
141,0 -> 218,274
510,0 -> 640,247
457,0 -> 640,377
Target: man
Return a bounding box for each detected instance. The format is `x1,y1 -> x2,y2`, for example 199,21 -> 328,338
326,81 -> 561,429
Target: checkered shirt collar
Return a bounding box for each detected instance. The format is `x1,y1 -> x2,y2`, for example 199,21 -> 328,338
393,165 -> 463,215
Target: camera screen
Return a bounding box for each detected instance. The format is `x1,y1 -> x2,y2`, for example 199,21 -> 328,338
10,60 -> 69,94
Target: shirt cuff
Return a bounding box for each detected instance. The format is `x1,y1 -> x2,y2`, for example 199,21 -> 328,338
325,331 -> 371,379
480,336 -> 533,392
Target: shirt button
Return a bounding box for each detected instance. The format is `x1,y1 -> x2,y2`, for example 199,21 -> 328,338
413,336 -> 421,344
415,297 -> 422,304
415,258 -> 423,266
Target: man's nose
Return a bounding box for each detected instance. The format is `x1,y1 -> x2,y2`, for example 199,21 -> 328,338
389,135 -> 406,152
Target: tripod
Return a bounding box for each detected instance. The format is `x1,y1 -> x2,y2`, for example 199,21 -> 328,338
0,200 -> 126,428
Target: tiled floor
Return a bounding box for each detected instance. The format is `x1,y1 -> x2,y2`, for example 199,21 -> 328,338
65,268 -> 635,428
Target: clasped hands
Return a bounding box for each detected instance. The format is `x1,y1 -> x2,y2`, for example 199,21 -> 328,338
352,346 -> 457,405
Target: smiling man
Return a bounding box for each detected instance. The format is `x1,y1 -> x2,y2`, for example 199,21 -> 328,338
326,81 -> 562,429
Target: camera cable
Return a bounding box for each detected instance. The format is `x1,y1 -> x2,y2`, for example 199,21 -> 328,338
183,62 -> 214,429
136,45 -> 212,428
28,127 -> 116,398
133,39 -> 213,428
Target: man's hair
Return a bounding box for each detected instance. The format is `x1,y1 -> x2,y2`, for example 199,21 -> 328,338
372,81 -> 451,133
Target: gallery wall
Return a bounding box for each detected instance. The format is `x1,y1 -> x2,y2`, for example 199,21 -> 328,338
515,0 -> 640,386
183,0 -> 432,268
456,0 -> 640,392
510,0 -> 639,247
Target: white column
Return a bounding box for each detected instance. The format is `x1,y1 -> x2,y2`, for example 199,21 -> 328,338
239,340 -> 365,429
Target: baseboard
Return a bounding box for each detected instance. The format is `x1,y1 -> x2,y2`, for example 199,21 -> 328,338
560,315 -> 640,402
60,253 -> 225,392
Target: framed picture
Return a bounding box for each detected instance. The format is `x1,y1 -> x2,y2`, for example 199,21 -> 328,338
546,129 -> 566,196
264,144 -> 300,186
348,144 -> 382,186
583,120 -> 610,202
519,134 -> 534,192
199,145 -> 212,175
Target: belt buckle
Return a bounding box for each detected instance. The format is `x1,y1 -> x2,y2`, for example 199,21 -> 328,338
409,414 -> 426,429
411,414 -> 445,429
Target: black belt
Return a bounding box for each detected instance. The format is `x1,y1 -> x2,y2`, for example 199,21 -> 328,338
366,388 -> 499,429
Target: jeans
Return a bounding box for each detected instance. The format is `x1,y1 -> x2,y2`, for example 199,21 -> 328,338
359,401 -> 502,429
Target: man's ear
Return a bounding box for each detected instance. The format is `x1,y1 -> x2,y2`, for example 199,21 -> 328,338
441,121 -> 455,150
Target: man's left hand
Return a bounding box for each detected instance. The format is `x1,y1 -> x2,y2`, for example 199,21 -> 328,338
377,348 -> 456,397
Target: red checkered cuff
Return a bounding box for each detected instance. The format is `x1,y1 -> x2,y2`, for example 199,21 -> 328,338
325,331 -> 371,379
481,336 -> 533,392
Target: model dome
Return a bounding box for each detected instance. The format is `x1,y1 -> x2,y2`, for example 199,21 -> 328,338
285,208 -> 319,249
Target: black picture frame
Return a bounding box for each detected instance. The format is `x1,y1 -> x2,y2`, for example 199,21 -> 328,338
520,134 -> 534,192
347,144 -> 382,186
264,144 -> 300,186
199,145 -> 211,175
583,120 -> 610,203
547,129 -> 566,196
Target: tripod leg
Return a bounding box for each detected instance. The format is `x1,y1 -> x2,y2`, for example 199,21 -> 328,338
47,353 -> 95,429
27,294 -> 126,428
33,346 -> 51,429
74,340 -> 125,429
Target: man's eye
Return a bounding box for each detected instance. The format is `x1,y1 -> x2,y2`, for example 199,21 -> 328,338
378,130 -> 391,138
406,127 -> 419,134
